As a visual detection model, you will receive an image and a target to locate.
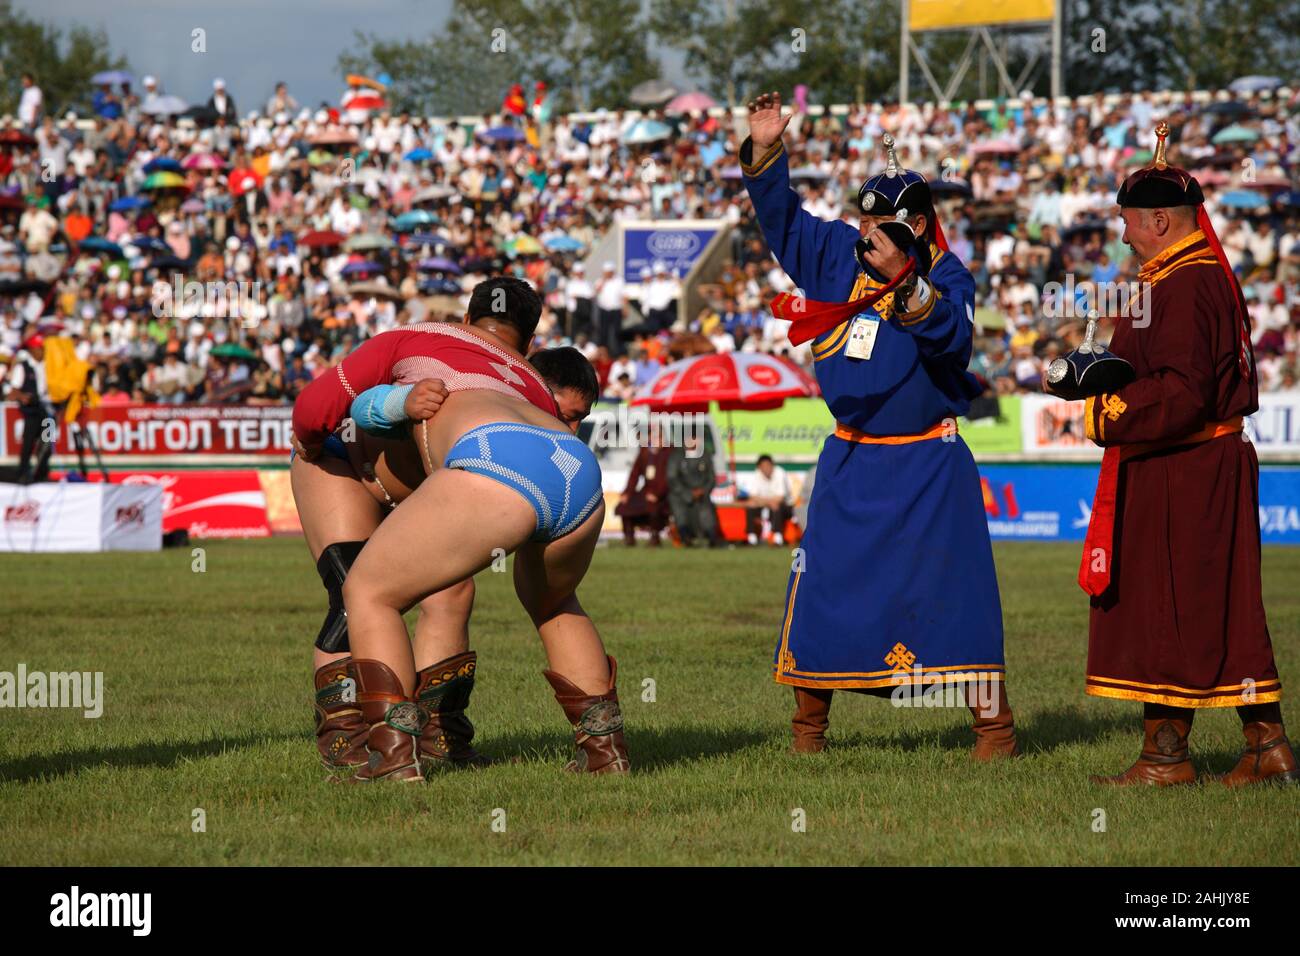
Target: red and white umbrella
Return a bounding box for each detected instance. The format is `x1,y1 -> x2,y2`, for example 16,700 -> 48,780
632,352 -> 819,480
632,351 -> 817,412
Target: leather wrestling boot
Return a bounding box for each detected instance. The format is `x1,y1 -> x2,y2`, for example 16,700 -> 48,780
968,680 -> 1019,760
791,686 -> 833,753
414,651 -> 492,771
314,656 -> 369,770
1091,706 -> 1196,786
1219,704 -> 1300,787
542,655 -> 631,774
350,659 -> 425,783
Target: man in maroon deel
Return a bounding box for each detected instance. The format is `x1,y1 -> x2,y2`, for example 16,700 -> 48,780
1053,125 -> 1296,787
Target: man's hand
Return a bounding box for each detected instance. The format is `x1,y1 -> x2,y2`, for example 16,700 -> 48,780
291,432 -> 321,462
861,225 -> 910,282
746,91 -> 792,152
404,378 -> 448,421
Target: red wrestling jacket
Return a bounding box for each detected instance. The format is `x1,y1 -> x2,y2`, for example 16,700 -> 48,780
292,322 -> 559,445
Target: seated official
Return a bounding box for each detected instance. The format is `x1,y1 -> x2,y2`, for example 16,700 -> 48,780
739,454 -> 794,545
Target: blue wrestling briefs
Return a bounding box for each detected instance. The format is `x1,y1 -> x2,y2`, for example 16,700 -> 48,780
444,422 -> 603,541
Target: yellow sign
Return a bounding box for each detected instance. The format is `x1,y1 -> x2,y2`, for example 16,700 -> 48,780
909,0 -> 1054,31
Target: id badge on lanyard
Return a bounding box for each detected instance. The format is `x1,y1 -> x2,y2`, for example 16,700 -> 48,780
845,314 -> 880,360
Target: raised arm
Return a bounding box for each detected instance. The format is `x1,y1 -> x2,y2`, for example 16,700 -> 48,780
741,91 -> 858,302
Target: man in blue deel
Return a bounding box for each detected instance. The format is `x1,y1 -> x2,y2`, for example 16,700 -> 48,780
741,91 -> 1017,760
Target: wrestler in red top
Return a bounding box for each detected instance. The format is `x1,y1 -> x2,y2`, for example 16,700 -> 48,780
292,321 -> 559,447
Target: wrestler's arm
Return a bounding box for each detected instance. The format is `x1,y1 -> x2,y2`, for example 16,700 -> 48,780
892,255 -> 976,366
1083,273 -> 1218,446
351,378 -> 450,437
291,332 -> 404,446
351,384 -> 414,439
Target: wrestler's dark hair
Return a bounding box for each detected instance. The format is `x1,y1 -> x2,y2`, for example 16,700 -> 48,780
467,276 -> 543,343
529,346 -> 599,404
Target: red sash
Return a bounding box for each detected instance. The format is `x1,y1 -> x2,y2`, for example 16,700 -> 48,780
771,258 -> 917,346
1078,418 -> 1243,597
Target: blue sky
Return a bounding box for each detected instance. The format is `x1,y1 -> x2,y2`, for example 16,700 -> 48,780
20,0 -> 455,110
22,0 -> 692,113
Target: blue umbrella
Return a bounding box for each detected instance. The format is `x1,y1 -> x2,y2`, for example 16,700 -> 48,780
417,256 -> 462,274
341,260 -> 384,277
1229,75 -> 1281,94
419,277 -> 463,295
78,236 -> 125,258
406,232 -> 447,248
1219,189 -> 1269,209
622,119 -> 672,145
404,147 -> 433,162
92,70 -> 133,86
143,156 -> 183,174
390,209 -> 439,232
543,235 -> 584,252
478,125 -> 525,143
109,195 -> 151,212
130,235 -> 171,253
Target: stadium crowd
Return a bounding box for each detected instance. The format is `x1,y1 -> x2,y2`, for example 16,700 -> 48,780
2,72 -> 1299,409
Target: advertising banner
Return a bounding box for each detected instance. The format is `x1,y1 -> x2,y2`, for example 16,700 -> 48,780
1,404 -> 293,460
978,463 -> 1300,545
622,225 -> 721,282
81,471 -> 273,538
0,481 -> 162,552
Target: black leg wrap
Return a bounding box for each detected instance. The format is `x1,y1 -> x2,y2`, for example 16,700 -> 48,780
313,540 -> 368,653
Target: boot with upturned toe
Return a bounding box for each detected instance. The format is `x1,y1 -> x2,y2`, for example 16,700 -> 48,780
1091,706 -> 1195,787
314,656 -> 369,770
1219,704 -> 1300,787
543,655 -> 630,774
351,659 -> 425,783
414,651 -> 492,771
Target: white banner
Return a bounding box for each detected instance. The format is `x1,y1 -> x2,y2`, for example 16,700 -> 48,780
1021,391 -> 1300,459
0,482 -> 162,552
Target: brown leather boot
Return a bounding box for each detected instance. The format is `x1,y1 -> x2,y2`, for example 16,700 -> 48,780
791,686 -> 833,753
968,680 -> 1019,760
414,651 -> 491,771
1219,703 -> 1300,787
351,659 -> 425,783
314,656 -> 369,769
1091,706 -> 1196,786
542,655 -> 631,774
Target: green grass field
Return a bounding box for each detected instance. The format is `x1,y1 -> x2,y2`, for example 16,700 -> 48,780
0,539 -> 1296,866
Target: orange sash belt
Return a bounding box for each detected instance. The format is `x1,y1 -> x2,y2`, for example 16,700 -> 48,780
1079,417 -> 1243,597
834,420 -> 954,445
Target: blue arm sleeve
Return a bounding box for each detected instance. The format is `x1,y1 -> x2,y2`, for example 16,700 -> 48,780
350,383 -> 414,438
740,137 -> 860,302
893,255 -> 976,367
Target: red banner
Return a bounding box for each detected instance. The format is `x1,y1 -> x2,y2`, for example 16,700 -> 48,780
76,470 -> 273,538
1,403 -> 293,458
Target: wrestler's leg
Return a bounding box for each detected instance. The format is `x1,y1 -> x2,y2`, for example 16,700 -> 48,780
290,453 -> 385,670
342,467 -> 537,695
411,578 -> 491,769
413,579 -> 475,670
291,453 -> 386,769
512,503 -> 610,694
514,504 -> 630,774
